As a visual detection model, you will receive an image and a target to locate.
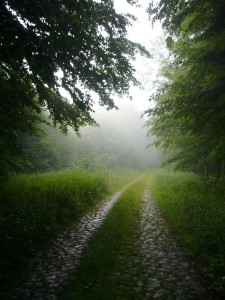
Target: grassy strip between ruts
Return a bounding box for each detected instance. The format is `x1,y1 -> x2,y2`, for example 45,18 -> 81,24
0,168 -> 141,281
149,169 -> 225,297
60,173 -> 149,300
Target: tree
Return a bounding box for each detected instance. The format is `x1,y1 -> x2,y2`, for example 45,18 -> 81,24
146,0 -> 225,179
0,0 -> 149,175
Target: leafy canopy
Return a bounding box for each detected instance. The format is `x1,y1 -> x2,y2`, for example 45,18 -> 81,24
0,0 -> 149,175
0,0 -> 149,130
146,0 -> 225,176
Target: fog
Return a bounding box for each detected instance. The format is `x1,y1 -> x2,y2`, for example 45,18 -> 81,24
49,0 -> 167,172
20,0 -> 167,173
60,101 -> 165,171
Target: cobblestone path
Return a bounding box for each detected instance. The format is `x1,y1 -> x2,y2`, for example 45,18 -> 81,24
1,186 -> 209,300
128,190 -> 206,299
1,191 -> 125,300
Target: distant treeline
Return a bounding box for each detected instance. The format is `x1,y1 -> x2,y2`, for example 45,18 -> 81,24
4,107 -> 162,175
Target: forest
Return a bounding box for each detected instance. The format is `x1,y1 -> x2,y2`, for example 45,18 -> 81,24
1,0 -> 225,299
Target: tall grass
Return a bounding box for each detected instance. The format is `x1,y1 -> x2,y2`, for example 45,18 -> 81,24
0,168 -> 141,280
0,169 -> 108,278
150,169 -> 225,296
104,168 -> 144,192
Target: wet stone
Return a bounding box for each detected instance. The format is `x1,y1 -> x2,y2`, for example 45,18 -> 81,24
129,190 -> 207,299
0,185 -> 208,300
0,190 -> 126,300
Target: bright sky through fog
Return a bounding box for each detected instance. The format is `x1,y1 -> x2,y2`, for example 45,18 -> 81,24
59,0 -> 165,115
101,0 -> 165,113
114,0 -> 161,47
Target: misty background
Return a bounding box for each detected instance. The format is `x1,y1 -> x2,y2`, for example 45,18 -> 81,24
19,102 -> 163,173
19,0 -> 167,175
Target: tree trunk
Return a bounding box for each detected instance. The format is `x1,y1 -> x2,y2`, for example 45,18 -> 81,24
220,159 -> 225,182
204,163 -> 208,181
217,159 -> 225,182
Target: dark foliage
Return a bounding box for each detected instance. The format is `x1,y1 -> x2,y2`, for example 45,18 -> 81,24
0,0 -> 149,175
146,0 -> 225,179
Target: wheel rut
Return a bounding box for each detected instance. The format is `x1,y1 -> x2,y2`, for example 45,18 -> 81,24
1,183 -> 207,299
1,190 -> 125,300
127,190 -> 206,299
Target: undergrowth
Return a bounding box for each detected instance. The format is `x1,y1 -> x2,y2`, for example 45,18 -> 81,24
150,169 -> 225,296
0,168 -> 141,281
61,174 -> 148,300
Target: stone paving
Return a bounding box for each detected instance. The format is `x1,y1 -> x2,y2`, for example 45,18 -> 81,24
1,186 -> 209,300
129,190 -> 207,299
0,191 -> 124,300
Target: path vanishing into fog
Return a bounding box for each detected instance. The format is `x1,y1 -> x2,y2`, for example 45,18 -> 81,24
1,180 -> 206,300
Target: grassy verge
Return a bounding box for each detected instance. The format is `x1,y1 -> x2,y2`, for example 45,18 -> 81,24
0,168 -> 141,280
150,169 -> 225,296
104,168 -> 144,193
60,174 -> 148,300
